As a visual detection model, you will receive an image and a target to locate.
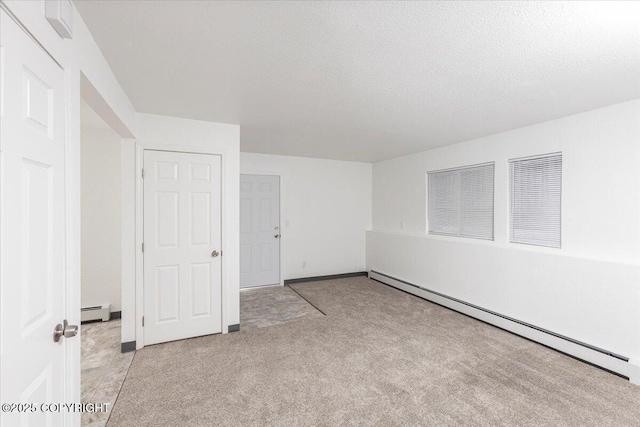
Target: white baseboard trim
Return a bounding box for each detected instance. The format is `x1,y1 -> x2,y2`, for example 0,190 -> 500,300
369,270 -> 632,381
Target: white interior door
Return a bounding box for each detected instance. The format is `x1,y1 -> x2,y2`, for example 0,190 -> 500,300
240,174 -> 280,288
1,10 -> 76,427
143,150 -> 222,345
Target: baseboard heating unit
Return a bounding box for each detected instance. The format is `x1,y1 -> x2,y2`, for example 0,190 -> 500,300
368,270 -> 638,382
81,304 -> 111,322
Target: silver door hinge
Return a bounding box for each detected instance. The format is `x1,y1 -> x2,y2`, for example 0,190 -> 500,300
142,316 -> 144,327
142,242 -> 144,252
142,168 -> 144,179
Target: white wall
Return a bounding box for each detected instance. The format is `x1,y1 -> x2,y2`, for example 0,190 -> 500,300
368,99 -> 640,363
120,139 -> 136,343
81,128 -> 122,311
121,113 -> 240,346
241,153 -> 372,280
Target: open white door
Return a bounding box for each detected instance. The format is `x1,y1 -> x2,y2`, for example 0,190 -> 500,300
1,9 -> 78,427
143,150 -> 222,345
240,174 -> 280,288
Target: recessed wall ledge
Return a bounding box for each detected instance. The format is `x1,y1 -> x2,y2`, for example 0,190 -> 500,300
368,229 -> 640,267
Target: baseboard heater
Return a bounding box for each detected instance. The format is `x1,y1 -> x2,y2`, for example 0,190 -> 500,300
369,270 -> 633,380
81,304 -> 111,323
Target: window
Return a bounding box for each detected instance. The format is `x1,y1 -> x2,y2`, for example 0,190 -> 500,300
428,163 -> 494,240
509,153 -> 562,248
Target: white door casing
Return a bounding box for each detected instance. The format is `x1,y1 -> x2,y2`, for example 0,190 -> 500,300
143,150 -> 222,345
240,174 -> 280,288
0,9 -> 73,427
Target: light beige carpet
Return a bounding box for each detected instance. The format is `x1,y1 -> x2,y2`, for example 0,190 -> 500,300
108,277 -> 640,426
240,285 -> 324,330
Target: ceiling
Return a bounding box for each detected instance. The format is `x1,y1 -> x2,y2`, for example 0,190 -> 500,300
74,1 -> 640,162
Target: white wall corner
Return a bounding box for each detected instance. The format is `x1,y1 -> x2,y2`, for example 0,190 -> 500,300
629,358 -> 640,385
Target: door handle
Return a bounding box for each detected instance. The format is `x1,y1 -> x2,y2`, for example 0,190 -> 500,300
64,323 -> 79,339
211,250 -> 220,257
53,320 -> 79,343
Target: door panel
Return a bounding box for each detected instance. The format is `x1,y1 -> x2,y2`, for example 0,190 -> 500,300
156,191 -> 179,247
143,150 -> 222,345
191,192 -> 211,245
190,263 -> 211,317
239,174 -> 280,288
156,265 -> 180,322
1,10 -> 69,426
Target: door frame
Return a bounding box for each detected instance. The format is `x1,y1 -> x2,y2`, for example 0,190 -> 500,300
63,40 -> 81,427
135,142 -> 231,349
239,169 -> 288,287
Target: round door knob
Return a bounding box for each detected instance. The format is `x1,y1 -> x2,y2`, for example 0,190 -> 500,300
211,250 -> 219,257
53,323 -> 64,343
53,320 -> 78,342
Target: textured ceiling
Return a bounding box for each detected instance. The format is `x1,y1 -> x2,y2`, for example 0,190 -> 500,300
74,1 -> 640,162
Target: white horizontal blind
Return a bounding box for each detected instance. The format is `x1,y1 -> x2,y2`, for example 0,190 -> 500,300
509,153 -> 562,248
428,163 -> 494,240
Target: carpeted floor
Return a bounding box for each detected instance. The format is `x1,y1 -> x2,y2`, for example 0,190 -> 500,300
107,277 -> 640,426
240,285 -> 324,330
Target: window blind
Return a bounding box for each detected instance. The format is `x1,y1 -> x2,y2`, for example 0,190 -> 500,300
428,163 -> 494,240
509,153 -> 562,248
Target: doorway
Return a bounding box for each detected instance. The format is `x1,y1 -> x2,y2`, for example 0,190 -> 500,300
240,174 -> 281,288
79,99 -> 132,427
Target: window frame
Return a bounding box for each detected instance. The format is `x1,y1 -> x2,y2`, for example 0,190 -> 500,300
427,162 -> 495,241
508,152 -> 562,249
